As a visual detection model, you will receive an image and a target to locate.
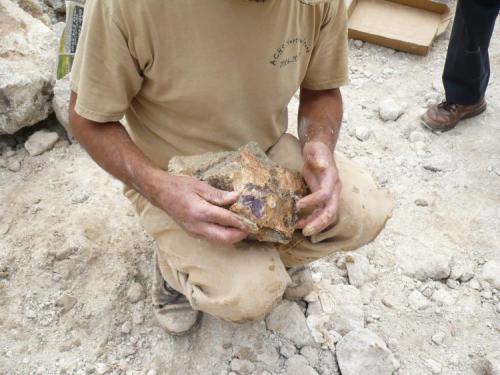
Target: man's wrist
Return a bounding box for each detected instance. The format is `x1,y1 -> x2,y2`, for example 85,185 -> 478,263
131,162 -> 167,202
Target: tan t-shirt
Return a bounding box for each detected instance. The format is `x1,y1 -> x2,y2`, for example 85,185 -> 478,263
71,0 -> 348,168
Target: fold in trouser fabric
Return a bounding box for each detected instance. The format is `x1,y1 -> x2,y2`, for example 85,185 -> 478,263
443,0 -> 499,105
124,134 -> 394,322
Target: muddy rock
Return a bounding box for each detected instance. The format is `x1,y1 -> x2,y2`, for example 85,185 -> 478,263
169,142 -> 307,243
336,329 -> 399,375
0,0 -> 58,134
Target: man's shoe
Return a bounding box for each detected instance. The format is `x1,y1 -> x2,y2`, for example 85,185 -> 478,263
284,266 -> 313,301
153,281 -> 202,336
421,99 -> 487,132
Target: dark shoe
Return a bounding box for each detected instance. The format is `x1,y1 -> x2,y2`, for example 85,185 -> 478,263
153,281 -> 202,336
284,266 -> 313,301
421,99 -> 487,132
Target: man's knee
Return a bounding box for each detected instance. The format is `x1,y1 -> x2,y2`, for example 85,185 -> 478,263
212,262 -> 290,323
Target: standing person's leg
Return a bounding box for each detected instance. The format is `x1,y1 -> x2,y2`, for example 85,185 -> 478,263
443,0 -> 499,105
267,134 -> 394,269
422,0 -> 499,131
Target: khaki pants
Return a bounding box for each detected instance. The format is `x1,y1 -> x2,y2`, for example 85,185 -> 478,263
125,134 -> 393,323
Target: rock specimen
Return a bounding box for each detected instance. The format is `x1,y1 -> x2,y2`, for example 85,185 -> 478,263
53,74 -> 72,136
168,142 -> 307,244
0,0 -> 58,134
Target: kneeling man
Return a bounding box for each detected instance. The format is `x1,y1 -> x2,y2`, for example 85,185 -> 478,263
69,0 -> 393,335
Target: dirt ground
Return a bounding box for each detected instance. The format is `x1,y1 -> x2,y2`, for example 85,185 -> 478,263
0,7 -> 499,375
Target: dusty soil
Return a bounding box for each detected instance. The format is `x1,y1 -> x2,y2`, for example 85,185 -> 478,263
0,7 -> 499,375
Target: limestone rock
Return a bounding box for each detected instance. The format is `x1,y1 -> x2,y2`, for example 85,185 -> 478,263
326,284 -> 364,335
408,290 -> 430,310
169,142 -> 307,243
431,289 -> 455,306
482,260 -> 500,289
486,352 -> 500,375
354,126 -> 371,142
0,0 -> 58,134
345,253 -> 375,288
379,98 -> 404,122
24,131 -> 59,156
53,74 -> 72,136
265,301 -> 315,347
285,355 -> 318,375
400,251 -> 451,281
336,329 -> 400,375
284,266 -> 313,301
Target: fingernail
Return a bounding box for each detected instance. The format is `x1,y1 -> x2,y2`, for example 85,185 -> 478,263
302,226 -> 314,237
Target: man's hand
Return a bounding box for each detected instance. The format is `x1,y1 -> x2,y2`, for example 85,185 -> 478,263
145,170 -> 249,245
296,141 -> 341,237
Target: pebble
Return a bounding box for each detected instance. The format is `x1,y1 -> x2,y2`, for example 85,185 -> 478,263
449,258 -> 475,282
146,370 -> 157,375
265,301 -> 315,347
379,98 -> 405,121
127,282 -> 144,303
408,290 -> 430,310
6,158 -> 21,172
24,131 -> 60,156
72,192 -> 90,204
230,358 -> 255,374
485,351 -> 500,375
336,329 -> 399,375
425,359 -> 442,374
414,199 -> 429,207
353,40 -> 364,49
354,126 -> 371,142
446,279 -> 460,289
431,331 -> 446,345
285,355 -> 318,375
56,293 -> 77,312
469,278 -> 481,290
400,251 -> 451,281
306,313 -> 330,344
121,321 -> 132,334
279,342 -> 297,358
431,289 -> 455,306
482,260 -> 500,289
345,253 -> 374,288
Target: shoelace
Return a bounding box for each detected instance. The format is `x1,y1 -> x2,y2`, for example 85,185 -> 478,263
438,101 -> 458,113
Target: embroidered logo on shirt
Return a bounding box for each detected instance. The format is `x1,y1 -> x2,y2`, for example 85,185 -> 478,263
269,38 -> 312,68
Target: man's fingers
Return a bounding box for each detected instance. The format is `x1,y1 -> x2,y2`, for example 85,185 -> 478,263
302,166 -> 320,193
201,203 -> 249,231
297,188 -> 331,210
302,200 -> 339,237
296,208 -> 322,229
197,183 -> 239,206
196,223 -> 248,246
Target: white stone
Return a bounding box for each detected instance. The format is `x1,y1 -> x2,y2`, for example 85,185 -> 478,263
0,0 -> 58,134
336,329 -> 399,375
53,74 -> 72,136
300,346 -> 320,368
279,343 -> 296,359
446,279 -> 460,289
95,363 -> 110,375
425,359 -> 442,374
408,290 -> 430,310
431,331 -> 446,345
127,282 -> 144,303
379,98 -> 404,122
345,253 -> 374,287
266,301 -> 315,347
306,313 -> 330,344
485,351 -> 500,375
355,126 -> 371,142
325,284 -> 364,335
24,131 -> 59,156
431,289 -> 455,306
449,257 -> 475,282
353,40 -> 364,49
399,250 -> 451,281
469,278 -> 481,290
230,358 -> 255,374
482,260 -> 500,289
285,355 -> 318,375
55,293 -> 77,312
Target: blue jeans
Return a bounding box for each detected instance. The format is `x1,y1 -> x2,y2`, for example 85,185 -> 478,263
443,0 -> 500,104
